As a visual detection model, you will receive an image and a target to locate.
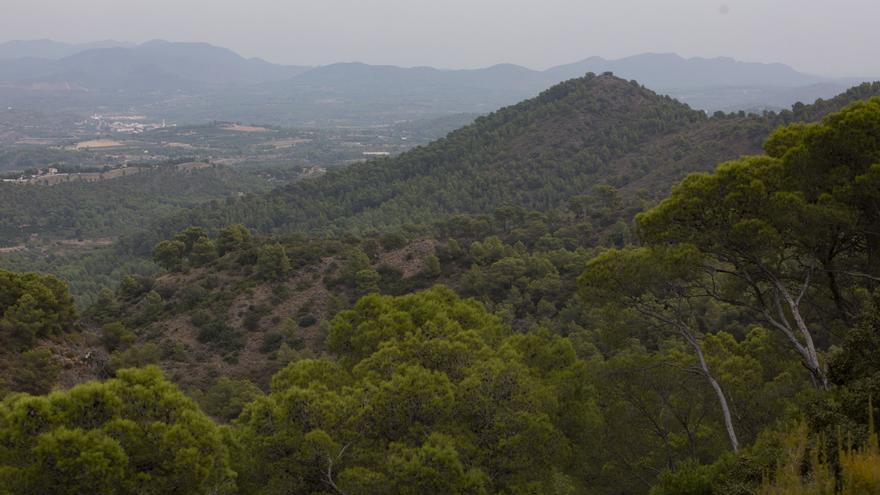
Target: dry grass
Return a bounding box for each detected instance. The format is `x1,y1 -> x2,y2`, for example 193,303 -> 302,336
23,167 -> 147,185
73,139 -> 126,150
57,238 -> 114,247
0,244 -> 25,254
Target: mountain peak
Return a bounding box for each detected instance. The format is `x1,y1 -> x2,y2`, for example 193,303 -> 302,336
211,71 -> 707,233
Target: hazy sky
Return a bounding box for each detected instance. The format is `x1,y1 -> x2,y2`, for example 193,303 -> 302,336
3,0 -> 878,76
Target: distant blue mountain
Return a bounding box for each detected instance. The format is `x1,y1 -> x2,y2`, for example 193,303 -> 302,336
0,39 -> 134,59
0,40 -> 871,122
282,53 -> 831,94
0,40 -> 310,88
544,53 -> 826,89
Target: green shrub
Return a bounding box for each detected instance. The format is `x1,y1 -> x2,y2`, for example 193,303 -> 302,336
100,321 -> 136,352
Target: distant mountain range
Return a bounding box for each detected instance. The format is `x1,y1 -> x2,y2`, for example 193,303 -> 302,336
546,53 -> 824,88
0,39 -> 872,124
0,39 -> 135,59
0,40 -> 309,88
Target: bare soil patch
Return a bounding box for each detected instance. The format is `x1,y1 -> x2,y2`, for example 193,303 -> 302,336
379,239 -> 437,278
57,237 -> 114,248
25,167 -> 147,185
221,124 -> 271,133
0,244 -> 25,253
73,139 -> 126,150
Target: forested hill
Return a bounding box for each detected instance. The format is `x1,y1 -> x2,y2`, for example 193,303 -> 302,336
125,76 -> 880,253
128,74 -> 699,244
4,96 -> 878,494
266,74 -> 702,228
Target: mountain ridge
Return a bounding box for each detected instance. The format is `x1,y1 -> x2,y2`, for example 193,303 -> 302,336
0,39 -> 135,59
0,39 -> 836,86
543,52 -> 827,88
0,39 -> 865,116
0,40 -> 310,88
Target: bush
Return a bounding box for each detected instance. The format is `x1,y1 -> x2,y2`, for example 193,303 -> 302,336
380,232 -> 408,250
260,331 -> 286,354
3,348 -> 60,395
100,321 -> 136,352
243,310 -> 262,331
109,343 -> 162,371
180,285 -> 207,309
190,309 -> 212,328
298,315 -> 317,327
271,285 -> 290,303
197,321 -> 245,353
260,319 -> 304,354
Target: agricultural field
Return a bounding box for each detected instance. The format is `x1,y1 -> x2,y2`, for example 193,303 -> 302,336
0,111 -> 476,175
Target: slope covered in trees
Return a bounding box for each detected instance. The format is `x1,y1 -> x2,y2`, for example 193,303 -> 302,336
128,76 -> 880,255
0,164 -> 271,244
2,87 -> 880,494
584,96 -> 880,493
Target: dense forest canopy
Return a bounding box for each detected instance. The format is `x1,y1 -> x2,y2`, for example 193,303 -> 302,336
0,164 -> 272,244
232,287 -> 599,494
1,79 -> 880,494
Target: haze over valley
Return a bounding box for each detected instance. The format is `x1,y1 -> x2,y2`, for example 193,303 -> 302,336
0,38 -> 868,127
